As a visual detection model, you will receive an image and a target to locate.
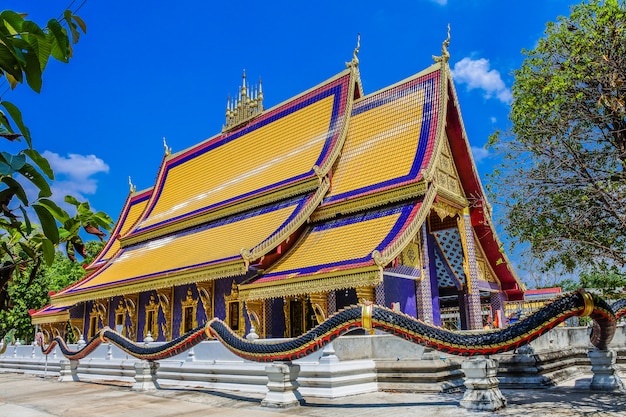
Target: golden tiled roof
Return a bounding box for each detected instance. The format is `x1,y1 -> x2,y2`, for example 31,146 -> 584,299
132,72 -> 353,235
239,200 -> 430,301
316,65 -> 441,220
87,189 -> 152,270
52,194 -> 319,305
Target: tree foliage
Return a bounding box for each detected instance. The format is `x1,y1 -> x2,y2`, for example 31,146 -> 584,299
489,0 -> 626,274
0,241 -> 103,341
0,9 -> 112,314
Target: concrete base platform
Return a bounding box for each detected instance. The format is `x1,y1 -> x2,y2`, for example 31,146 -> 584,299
1,372 -> 626,417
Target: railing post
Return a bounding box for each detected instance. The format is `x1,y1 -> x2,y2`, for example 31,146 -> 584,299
460,356 -> 506,411
58,359 -> 80,382
588,349 -> 625,391
262,361 -> 303,408
132,360 -> 160,391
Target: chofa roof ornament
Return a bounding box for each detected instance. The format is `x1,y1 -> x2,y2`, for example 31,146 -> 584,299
346,33 -> 361,69
433,24 -> 451,63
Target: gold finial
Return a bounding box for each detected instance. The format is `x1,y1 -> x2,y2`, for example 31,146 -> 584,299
163,136 -> 171,156
128,176 -> 136,193
433,24 -> 451,63
223,71 -> 264,131
346,33 -> 361,68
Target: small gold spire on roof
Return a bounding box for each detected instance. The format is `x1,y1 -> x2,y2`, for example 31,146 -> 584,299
346,33 -> 361,68
128,176 -> 136,193
163,137 -> 171,156
223,70 -> 264,132
433,24 -> 451,63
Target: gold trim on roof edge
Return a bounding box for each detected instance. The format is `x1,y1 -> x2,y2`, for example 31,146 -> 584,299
248,177 -> 331,263
121,178 -> 318,247
376,185 -> 438,267
239,267 -> 382,301
316,65 -> 359,178
311,181 -> 428,222
420,62 -> 451,185
31,312 -> 70,325
51,260 -> 247,307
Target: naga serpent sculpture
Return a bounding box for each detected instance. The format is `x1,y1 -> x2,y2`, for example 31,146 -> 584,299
29,290 -> 622,362
0,328 -> 16,355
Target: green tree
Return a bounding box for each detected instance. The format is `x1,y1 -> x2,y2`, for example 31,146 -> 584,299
489,0 -> 626,275
0,9 -> 112,315
0,241 -> 104,341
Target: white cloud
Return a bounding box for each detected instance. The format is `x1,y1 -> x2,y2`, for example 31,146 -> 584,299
451,57 -> 512,104
41,151 -> 110,207
490,116 -> 497,124
43,151 -> 109,180
471,145 -> 490,163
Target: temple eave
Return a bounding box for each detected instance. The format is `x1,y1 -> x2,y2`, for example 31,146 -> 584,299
312,181 -> 428,222
239,266 -> 382,302
51,260 -> 248,307
121,177 -> 320,247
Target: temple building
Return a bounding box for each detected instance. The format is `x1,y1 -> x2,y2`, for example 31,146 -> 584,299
30,37 -> 524,342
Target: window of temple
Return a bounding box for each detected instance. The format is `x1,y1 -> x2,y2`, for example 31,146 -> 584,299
224,281 -> 245,336
144,295 -> 159,340
87,302 -> 106,339
284,297 -> 316,338
180,288 -> 198,335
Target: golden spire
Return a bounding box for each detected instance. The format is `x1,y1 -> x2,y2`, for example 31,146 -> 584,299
223,70 -> 264,131
346,33 -> 361,68
163,136 -> 171,156
128,176 -> 136,193
433,24 -> 451,63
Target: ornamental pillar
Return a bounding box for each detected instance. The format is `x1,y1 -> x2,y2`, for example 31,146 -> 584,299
416,224 -> 438,325
355,286 -> 375,304
490,292 -> 505,328
458,208 -> 482,330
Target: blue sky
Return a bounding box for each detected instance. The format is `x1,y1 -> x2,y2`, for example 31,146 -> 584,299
3,1 -> 576,279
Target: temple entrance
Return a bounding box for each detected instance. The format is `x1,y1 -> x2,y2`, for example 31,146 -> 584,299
286,297 -> 316,338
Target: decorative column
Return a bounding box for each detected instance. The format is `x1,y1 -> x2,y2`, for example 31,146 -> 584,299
261,362 -> 303,408
58,359 -> 80,382
459,208 -> 482,330
460,356 -> 507,411
132,360 -> 160,391
416,224 -> 437,325
355,286 -> 374,304
490,292 -> 505,328
588,349 -> 625,391
327,291 -> 337,316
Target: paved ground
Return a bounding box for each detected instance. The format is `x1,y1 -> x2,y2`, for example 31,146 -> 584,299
1,372 -> 625,417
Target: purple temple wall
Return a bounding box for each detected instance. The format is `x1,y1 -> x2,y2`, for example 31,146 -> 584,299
213,278 -> 231,319
270,298 -> 285,338
383,275 -> 417,317
137,291 -> 152,341
172,285 -> 187,337
83,300 -> 93,338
